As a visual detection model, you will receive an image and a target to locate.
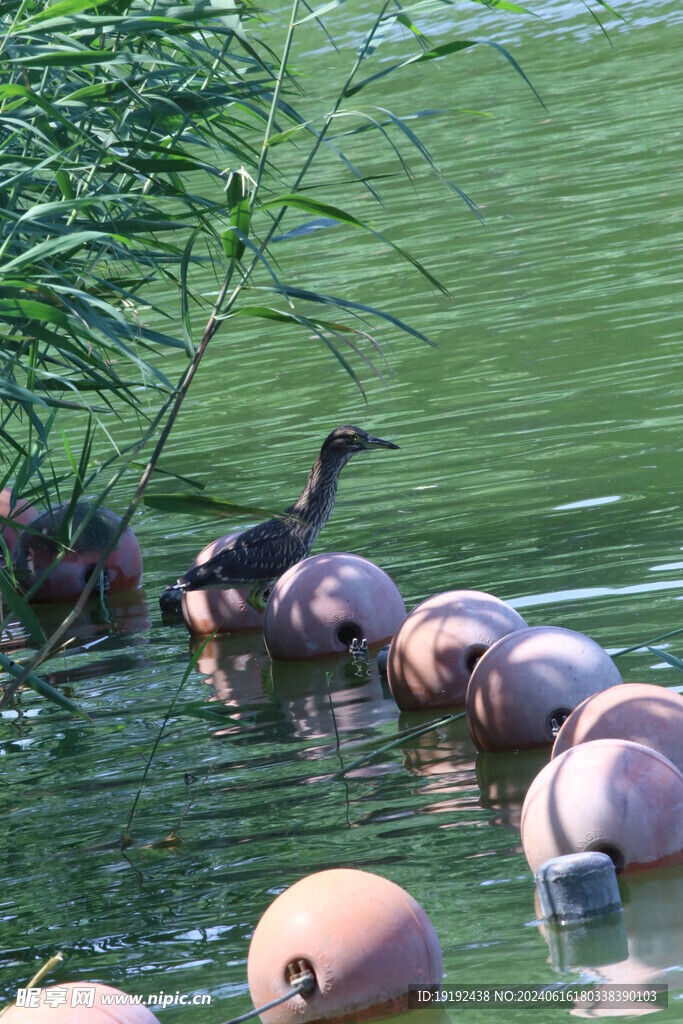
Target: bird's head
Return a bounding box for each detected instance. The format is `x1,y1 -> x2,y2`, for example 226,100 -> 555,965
321,425 -> 400,459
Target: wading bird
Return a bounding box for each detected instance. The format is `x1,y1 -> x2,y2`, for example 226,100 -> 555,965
160,425 -> 399,613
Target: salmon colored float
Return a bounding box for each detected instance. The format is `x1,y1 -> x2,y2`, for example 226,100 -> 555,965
14,501 -> 142,602
521,739 -> 683,875
466,626 -> 622,751
247,868 -> 442,1024
182,532 -> 264,634
0,486 -> 37,557
264,554 -> 405,659
387,590 -> 527,710
1,982 -> 159,1021
552,681 -> 683,772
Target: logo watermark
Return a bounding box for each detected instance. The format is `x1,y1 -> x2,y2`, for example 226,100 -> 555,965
16,986 -> 212,1010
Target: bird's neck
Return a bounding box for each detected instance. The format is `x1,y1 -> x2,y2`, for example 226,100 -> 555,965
289,452 -> 348,531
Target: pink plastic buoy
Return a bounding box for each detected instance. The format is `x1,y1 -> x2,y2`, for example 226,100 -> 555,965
1,982 -> 159,1021
552,682 -> 683,773
0,487 -> 37,558
14,501 -> 142,603
521,739 -> 683,875
263,553 -> 405,660
386,590 -> 527,711
466,626 -> 622,752
247,868 -> 443,1024
182,533 -> 264,635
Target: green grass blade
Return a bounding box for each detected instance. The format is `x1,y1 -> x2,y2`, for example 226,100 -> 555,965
142,492 -> 294,522
0,567 -> 46,646
0,651 -> 91,720
294,0 -> 345,24
346,39 -> 477,97
646,646 -> 683,673
223,171 -> 251,262
274,286 -> 435,346
180,228 -> 201,357
346,36 -> 546,111
0,231 -> 107,275
262,192 -> 449,295
260,192 -> 366,230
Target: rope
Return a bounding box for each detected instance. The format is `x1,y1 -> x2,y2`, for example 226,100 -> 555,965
222,970 -> 315,1024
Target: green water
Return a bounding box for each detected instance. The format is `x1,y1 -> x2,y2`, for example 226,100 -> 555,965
2,1 -> 683,1021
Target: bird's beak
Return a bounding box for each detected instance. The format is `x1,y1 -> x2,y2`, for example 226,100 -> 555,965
362,434 -> 400,450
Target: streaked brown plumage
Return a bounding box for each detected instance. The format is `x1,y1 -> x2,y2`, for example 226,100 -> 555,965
161,425 -> 399,612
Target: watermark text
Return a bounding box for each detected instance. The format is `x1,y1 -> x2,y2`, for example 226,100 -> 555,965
16,986 -> 211,1010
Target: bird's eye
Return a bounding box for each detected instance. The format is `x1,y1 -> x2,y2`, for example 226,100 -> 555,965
349,432 -> 359,443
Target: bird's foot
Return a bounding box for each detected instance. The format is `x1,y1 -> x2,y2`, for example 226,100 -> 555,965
246,582 -> 271,612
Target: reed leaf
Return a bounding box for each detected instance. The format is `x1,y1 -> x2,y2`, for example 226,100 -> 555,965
142,492 -> 295,523
0,651 -> 90,720
646,646 -> 683,673
261,192 -> 450,295
0,568 -> 46,646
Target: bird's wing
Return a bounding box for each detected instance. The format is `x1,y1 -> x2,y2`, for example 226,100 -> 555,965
179,519 -> 308,590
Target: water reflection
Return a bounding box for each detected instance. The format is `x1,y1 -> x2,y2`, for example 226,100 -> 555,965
34,588 -> 151,646
270,655 -> 396,740
477,750 -> 550,831
606,870 -> 683,986
193,633 -> 270,709
5,591 -> 154,720
192,635 -> 399,743
534,888 -> 629,974
398,712 -> 476,779
397,712 -> 479,818
533,868 -> 683,1017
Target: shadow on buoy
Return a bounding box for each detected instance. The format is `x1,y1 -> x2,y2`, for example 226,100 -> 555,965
14,501 -> 142,603
387,590 -> 527,711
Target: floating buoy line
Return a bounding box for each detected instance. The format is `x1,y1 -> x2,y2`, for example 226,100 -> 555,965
221,966 -> 316,1024
2,481 -> 683,1020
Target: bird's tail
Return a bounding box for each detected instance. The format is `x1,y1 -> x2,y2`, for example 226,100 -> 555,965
177,561 -> 220,592
159,562 -> 217,616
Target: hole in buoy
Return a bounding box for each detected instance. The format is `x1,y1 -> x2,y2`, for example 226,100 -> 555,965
590,844 -> 626,875
464,644 -> 488,675
285,958 -> 317,997
337,621 -> 363,648
547,708 -> 573,738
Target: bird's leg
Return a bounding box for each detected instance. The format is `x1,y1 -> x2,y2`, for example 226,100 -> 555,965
246,580 -> 272,612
